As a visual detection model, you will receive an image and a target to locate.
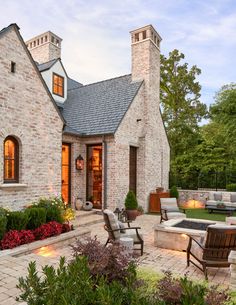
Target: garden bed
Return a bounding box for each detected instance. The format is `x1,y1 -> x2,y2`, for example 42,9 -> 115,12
0,226 -> 90,259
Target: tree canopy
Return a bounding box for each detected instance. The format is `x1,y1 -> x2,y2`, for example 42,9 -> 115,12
160,49 -> 207,173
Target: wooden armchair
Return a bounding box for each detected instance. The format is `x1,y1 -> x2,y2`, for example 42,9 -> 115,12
187,224 -> 236,279
160,198 -> 186,223
103,209 -> 144,255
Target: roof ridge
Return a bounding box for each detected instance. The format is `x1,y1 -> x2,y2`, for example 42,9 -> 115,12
68,74 -> 133,91
37,58 -> 58,66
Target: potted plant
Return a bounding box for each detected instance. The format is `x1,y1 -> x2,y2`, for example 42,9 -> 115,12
125,191 -> 138,220
170,186 -> 179,200
137,205 -> 144,216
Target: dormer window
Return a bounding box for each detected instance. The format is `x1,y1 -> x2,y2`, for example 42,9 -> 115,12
53,73 -> 64,97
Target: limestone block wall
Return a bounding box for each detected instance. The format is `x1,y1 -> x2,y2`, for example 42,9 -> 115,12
0,26 -> 63,210
114,85 -> 146,210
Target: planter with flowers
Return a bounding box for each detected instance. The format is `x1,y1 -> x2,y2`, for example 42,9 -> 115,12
0,196 -> 75,250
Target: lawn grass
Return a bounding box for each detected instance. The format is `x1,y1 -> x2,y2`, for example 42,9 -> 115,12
185,208 -> 234,222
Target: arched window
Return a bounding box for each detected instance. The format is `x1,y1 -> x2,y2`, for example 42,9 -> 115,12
4,136 -> 19,183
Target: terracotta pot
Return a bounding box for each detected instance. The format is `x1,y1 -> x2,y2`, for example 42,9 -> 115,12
126,209 -> 138,221
156,187 -> 164,193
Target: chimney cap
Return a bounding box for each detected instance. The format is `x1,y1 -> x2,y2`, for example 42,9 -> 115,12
130,24 -> 162,41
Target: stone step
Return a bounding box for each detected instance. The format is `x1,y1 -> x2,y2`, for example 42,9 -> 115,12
72,210 -> 103,228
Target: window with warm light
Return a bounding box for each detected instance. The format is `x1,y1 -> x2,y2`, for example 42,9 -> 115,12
4,136 -> 19,183
53,73 -> 64,97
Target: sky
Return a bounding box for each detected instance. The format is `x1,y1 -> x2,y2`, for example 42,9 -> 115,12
1,0 -> 236,108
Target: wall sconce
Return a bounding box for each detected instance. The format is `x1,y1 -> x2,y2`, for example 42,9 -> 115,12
75,155 -> 84,170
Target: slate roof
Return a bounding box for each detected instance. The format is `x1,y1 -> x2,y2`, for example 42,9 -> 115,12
37,58 -> 58,72
62,74 -> 142,136
68,77 -> 83,90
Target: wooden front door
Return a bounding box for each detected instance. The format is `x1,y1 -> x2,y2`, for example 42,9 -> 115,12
61,143 -> 71,204
129,146 -> 137,195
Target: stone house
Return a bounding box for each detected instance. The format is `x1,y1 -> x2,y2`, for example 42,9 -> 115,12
0,23 -> 170,211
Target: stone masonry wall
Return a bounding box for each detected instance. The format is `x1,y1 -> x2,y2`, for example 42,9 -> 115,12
0,27 -> 63,210
114,85 -> 147,210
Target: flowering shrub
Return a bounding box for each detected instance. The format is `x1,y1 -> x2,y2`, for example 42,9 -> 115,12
62,207 -> 76,223
19,230 -> 35,245
1,229 -> 36,249
33,221 -> 62,240
1,230 -> 21,249
48,221 -> 62,236
62,223 -> 71,233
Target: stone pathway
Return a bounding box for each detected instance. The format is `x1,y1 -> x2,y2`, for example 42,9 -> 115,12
0,214 -> 231,304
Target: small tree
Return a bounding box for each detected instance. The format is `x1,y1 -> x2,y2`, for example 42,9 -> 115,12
125,191 -> 138,210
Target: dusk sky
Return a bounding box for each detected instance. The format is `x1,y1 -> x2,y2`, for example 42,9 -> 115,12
1,0 -> 236,108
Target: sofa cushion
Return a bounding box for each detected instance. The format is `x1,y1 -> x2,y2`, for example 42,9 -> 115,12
222,193 -> 231,202
214,193 -> 222,201
231,194 -> 236,203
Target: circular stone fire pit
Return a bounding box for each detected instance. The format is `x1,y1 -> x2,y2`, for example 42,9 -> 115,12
154,218 -> 219,251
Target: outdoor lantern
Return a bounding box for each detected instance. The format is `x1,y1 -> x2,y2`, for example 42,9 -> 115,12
75,154 -> 84,170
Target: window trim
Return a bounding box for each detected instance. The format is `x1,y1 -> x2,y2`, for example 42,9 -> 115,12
52,72 -> 64,97
4,136 -> 19,183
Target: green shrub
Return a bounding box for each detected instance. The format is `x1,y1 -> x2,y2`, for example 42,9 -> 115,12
25,207 -> 47,230
125,191 -> 138,210
170,185 -> 179,199
17,256 -> 145,305
46,205 -> 63,224
226,183 -> 236,192
0,214 -> 7,240
7,211 -> 29,231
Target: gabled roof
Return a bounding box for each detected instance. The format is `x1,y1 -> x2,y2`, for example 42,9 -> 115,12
62,74 -> 143,136
0,23 -> 65,124
37,58 -> 58,72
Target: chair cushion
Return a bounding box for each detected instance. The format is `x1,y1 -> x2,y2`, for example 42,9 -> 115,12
103,209 -> 120,239
162,206 -> 180,212
167,212 -> 186,219
118,221 -> 126,233
121,229 -> 143,243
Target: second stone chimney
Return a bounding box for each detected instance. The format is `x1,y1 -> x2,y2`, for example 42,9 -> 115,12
26,31 -> 62,64
130,25 -> 161,108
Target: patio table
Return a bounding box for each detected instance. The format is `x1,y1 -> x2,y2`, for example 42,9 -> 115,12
206,205 -> 235,216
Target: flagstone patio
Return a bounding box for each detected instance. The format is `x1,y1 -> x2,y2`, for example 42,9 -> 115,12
0,213 -> 231,304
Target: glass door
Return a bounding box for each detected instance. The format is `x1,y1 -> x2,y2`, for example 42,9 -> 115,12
62,143 -> 71,204
87,145 -> 102,209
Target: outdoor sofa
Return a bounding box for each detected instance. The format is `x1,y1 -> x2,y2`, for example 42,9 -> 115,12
206,192 -> 236,208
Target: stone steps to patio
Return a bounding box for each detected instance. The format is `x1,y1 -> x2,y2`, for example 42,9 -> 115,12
72,209 -> 103,228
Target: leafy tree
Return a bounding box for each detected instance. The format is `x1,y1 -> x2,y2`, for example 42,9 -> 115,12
160,49 -> 207,174
210,83 -> 236,169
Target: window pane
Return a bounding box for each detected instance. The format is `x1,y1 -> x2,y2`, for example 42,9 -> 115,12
4,139 -> 15,158
4,160 -> 15,179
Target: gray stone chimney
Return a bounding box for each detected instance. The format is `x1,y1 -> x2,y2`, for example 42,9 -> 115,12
26,31 -> 62,64
130,24 -> 162,110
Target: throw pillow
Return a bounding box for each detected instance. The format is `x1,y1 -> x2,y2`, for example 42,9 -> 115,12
222,193 -> 231,202
214,193 -> 222,201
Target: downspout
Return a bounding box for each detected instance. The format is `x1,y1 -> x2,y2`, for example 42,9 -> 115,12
103,136 -> 107,209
